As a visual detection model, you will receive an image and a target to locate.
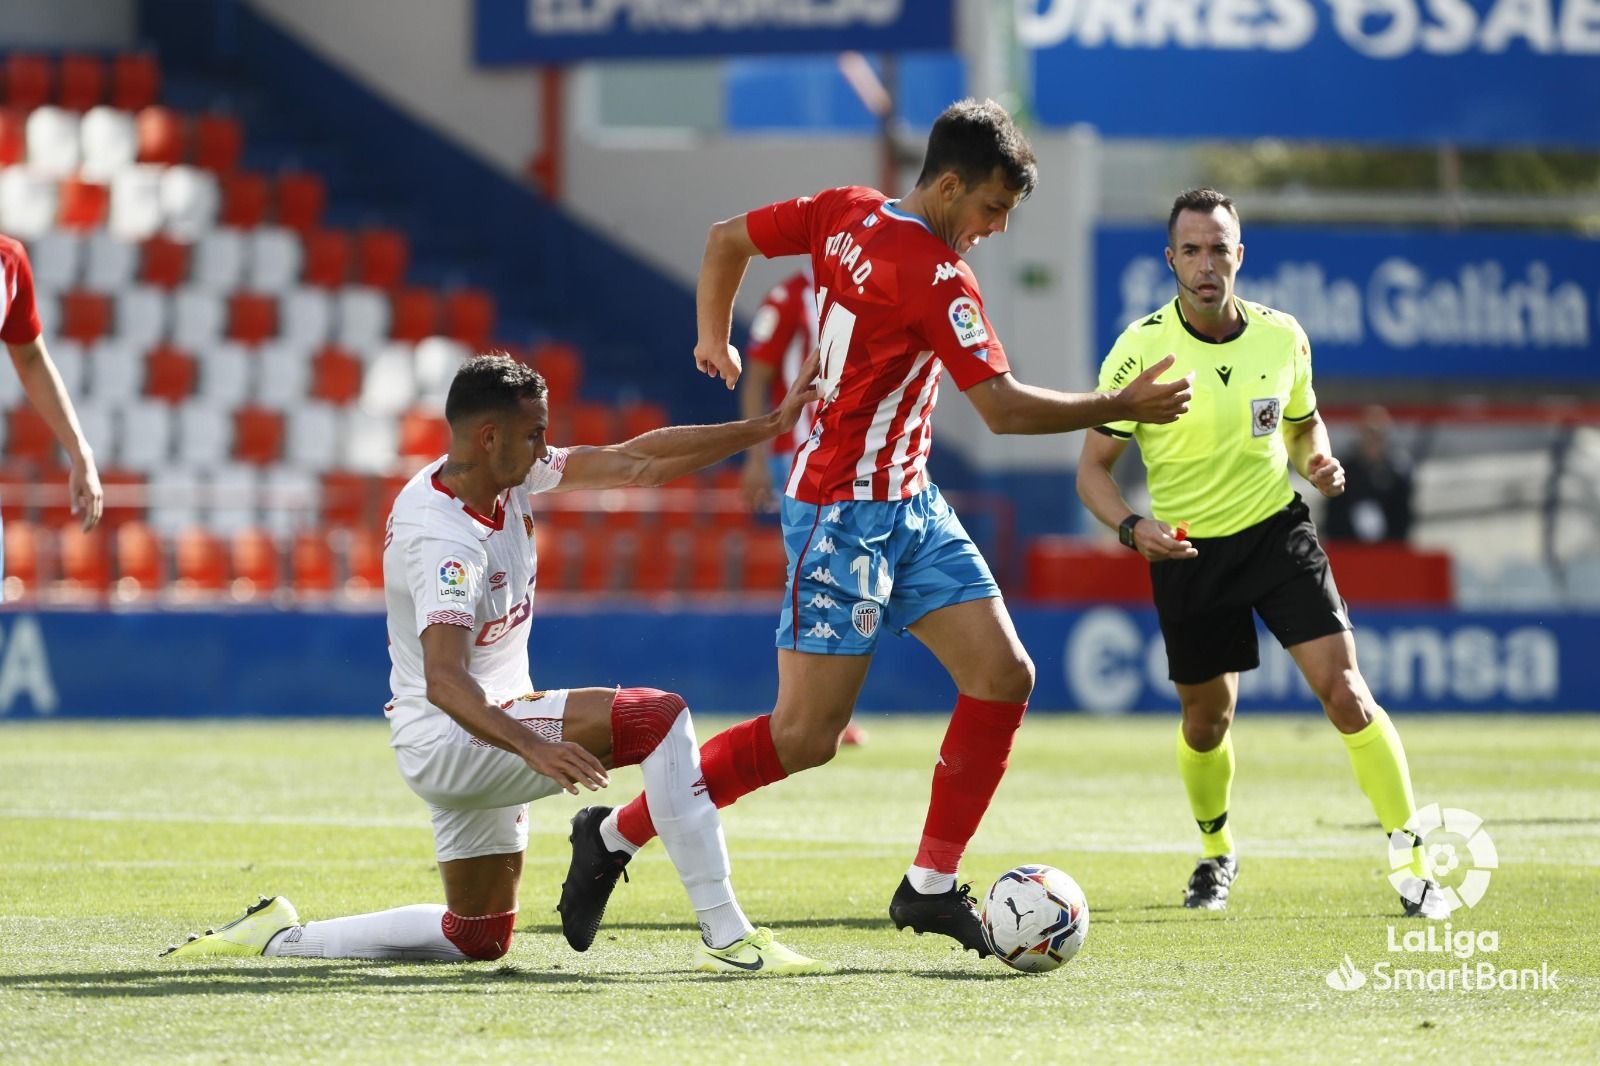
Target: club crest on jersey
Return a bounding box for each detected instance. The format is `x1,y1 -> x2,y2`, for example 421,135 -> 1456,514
1251,397 -> 1282,437
947,296 -> 989,348
851,600 -> 881,638
523,514 -> 535,539
437,558 -> 469,601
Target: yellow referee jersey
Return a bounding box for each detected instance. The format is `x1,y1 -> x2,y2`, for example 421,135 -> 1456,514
1095,296 -> 1317,538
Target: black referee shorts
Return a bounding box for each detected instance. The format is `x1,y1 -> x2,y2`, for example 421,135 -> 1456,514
1150,495 -> 1351,685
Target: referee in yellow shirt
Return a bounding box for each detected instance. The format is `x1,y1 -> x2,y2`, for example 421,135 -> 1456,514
1077,188 -> 1444,918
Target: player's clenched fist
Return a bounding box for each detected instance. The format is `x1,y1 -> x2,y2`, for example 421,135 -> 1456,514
1115,354 -> 1193,425
1306,452 -> 1345,497
695,341 -> 743,389
523,738 -> 610,795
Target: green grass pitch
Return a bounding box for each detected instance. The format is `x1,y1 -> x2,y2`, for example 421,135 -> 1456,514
2,714 -> 1596,1064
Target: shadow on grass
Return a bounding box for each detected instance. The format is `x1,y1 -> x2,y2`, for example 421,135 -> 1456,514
518,915 -> 894,936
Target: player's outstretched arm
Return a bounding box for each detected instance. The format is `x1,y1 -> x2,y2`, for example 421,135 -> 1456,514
555,350 -> 821,492
419,623 -> 609,794
7,337 -> 103,531
965,355 -> 1192,435
1076,430 -> 1197,562
694,214 -> 762,390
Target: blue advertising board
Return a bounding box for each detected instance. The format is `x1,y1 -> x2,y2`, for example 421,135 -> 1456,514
1,605 -> 1593,719
1024,0 -> 1600,146
1096,225 -> 1600,379
474,0 -> 953,63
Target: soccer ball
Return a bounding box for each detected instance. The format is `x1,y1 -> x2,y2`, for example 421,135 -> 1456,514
981,864 -> 1089,973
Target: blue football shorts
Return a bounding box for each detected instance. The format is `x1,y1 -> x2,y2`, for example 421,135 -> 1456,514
776,484 -> 999,654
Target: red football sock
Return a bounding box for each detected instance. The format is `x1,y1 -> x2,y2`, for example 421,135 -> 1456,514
613,714 -> 787,847
913,695 -> 1028,874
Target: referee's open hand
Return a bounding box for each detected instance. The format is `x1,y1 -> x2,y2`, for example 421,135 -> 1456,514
1117,354 -> 1192,424
1135,519 -> 1199,562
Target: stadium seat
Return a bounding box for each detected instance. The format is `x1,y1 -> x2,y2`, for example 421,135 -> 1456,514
253,340 -> 313,410
113,521 -> 164,597
301,229 -> 351,288
193,113 -> 244,172
160,166 -> 220,241
233,406 -> 285,466
318,470 -> 369,528
739,529 -> 788,590
56,178 -> 108,230
566,404 -> 615,447
230,527 -> 280,597
414,336 -> 468,397
108,164 -> 164,240
172,288 -> 226,350
94,467 -> 145,530
30,464 -> 76,529
631,529 -> 685,594
397,407 -> 449,463
29,231 -> 83,290
260,465 -> 316,537
140,235 -> 190,288
25,105 -> 80,179
282,403 -> 342,474
4,54 -> 52,112
84,338 -> 145,408
360,344 -> 418,416
371,474 -> 408,521
1024,537 -> 1152,603
686,527 -> 737,592
79,105 -> 134,180
619,401 -> 669,440
0,107 -> 25,165
82,230 -> 138,290
343,529 -> 384,593
278,287 -> 332,348
310,345 -> 364,406
247,227 -> 303,292
173,526 -> 229,593
144,345 -> 197,403
58,524 -> 111,596
335,286 -> 391,349
191,229 -> 246,291
227,292 -> 278,344
220,172 -> 270,228
531,341 -> 582,403
275,171 -> 325,231
49,339 -> 87,397
291,530 -> 336,593
0,166 -> 59,238
135,105 -> 185,166
58,54 -> 107,112
4,408 -> 56,463
111,54 -> 160,112
111,287 -> 168,350
59,290 -> 112,343
116,401 -> 174,474
356,228 -> 408,289
176,405 -> 233,470
389,288 -> 440,342
3,520 -> 41,598
443,289 -> 494,350
195,341 -> 252,408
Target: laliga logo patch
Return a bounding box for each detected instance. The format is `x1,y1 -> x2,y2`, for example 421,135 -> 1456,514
947,296 -> 989,348
437,558 -> 468,601
852,600 -> 881,638
1251,397 -> 1281,437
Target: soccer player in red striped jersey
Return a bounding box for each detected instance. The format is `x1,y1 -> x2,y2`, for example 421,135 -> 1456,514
560,100 -> 1193,956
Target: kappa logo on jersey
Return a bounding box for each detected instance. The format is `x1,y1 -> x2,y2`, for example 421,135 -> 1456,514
489,570 -> 508,591
436,558 -> 469,601
932,261 -> 959,285
815,536 -> 836,554
947,296 -> 989,348
806,566 -> 838,587
807,593 -> 839,609
851,600 -> 881,638
805,622 -> 841,640
1251,397 -> 1282,437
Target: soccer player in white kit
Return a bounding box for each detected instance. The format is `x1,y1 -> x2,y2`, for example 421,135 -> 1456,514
165,353 -> 829,974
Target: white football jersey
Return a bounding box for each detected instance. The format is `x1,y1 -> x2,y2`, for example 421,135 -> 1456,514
383,449 -> 569,744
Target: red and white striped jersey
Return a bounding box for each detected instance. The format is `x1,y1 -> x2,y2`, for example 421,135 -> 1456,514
746,185 -> 1008,503
0,234 -> 43,345
745,270 -> 817,457
382,449 -> 568,744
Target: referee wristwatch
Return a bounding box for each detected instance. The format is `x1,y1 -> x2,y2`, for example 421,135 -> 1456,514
1118,513 -> 1144,550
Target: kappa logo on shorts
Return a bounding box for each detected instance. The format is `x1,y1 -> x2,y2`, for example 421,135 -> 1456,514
851,600 -> 881,638
1251,397 -> 1282,437
947,296 -> 989,348
436,557 -> 469,601
806,566 -> 838,587
807,593 -> 839,609
815,536 -> 836,554
824,505 -> 843,523
805,622 -> 841,640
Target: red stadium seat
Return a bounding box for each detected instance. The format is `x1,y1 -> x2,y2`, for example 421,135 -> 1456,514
4,410 -> 57,464
5,55 -> 52,112
371,475 -> 408,524
531,341 -> 581,403
533,525 -> 570,590
227,292 -> 278,344
291,530 -> 337,593
739,529 -> 789,591
275,171 -> 325,232
140,235 -> 190,288
58,525 -> 111,595
310,345 -> 364,405
135,106 -> 185,166
230,528 -> 280,596
356,228 -> 408,289
619,401 -> 669,440
443,289 -> 495,350
3,520 -> 41,597
193,113 -> 243,172
301,229 -> 351,288
397,408 -> 450,462
111,54 -> 161,112
94,468 -> 145,529
174,527 -> 229,592
343,529 -> 385,593
232,406 -> 285,465
573,526 -> 628,592
220,172 -> 270,228
113,521 -> 164,598
0,107 -> 23,165
57,54 -> 106,111
35,464 -> 75,528
686,528 -> 737,592
389,287 -> 440,342
1024,537 -> 1151,604
59,290 -> 112,343
318,471 -> 370,528
57,178 -> 109,230
143,345 -> 197,404
566,404 -> 615,446
631,529 -> 684,594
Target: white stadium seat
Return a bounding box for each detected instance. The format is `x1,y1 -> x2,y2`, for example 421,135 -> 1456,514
118,400 -> 175,474
195,341 -> 253,408
145,465 -> 202,534
0,166 -> 61,239
253,340 -> 314,410
83,231 -> 140,291
160,166 -> 220,242
28,232 -> 83,291
247,227 -> 303,293
261,465 -> 317,536
283,402 -> 342,473
112,286 -> 170,350
191,229 -> 247,293
175,402 -> 233,470
83,338 -> 145,408
74,402 -> 117,468
341,408 -> 399,474
32,289 -> 59,346
171,287 -> 226,351
358,343 -> 417,417
205,463 -> 261,534
24,106 -> 81,180
335,286 -> 391,351
109,164 -> 164,241
79,106 -> 138,183
0,354 -> 22,408
47,339 -> 87,398
278,287 -> 332,349
414,335 -> 469,399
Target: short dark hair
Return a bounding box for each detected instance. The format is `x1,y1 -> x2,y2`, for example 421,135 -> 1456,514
1167,188 -> 1240,244
915,98 -> 1038,197
444,353 -> 547,425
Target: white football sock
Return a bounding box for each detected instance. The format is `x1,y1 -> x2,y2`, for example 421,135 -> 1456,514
264,903 -> 466,961
599,810 -> 641,857
906,865 -> 957,895
639,702 -> 754,948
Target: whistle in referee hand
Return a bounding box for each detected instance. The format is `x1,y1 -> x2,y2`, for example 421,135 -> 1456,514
1173,521 -> 1189,542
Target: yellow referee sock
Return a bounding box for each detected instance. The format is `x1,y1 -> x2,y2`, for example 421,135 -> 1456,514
1341,707 -> 1424,877
1176,726 -> 1235,858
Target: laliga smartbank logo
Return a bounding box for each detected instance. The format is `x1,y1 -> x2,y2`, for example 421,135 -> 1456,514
1324,807 -> 1559,994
